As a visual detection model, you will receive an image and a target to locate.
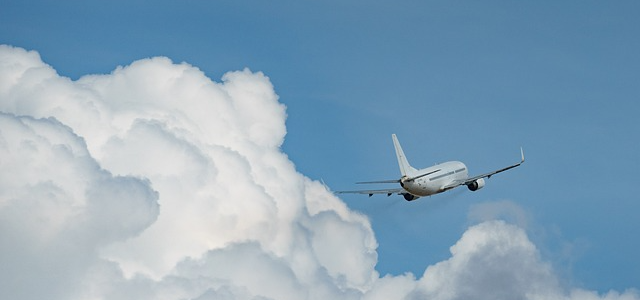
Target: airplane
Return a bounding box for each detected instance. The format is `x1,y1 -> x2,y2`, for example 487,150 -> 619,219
336,134 -> 524,201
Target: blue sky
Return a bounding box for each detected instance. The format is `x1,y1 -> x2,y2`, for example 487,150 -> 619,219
2,0 -> 639,294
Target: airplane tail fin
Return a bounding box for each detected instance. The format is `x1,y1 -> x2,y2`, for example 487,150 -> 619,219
392,134 -> 418,177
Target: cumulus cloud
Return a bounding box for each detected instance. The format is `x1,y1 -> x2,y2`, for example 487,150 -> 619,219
0,112 -> 159,299
0,44 -> 638,300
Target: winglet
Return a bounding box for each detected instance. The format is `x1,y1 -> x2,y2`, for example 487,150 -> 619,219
320,178 -> 332,192
520,147 -> 525,163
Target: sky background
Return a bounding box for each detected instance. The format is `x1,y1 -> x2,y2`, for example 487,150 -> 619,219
2,0 -> 639,296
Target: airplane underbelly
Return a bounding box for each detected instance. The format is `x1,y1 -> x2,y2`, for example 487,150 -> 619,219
404,183 -> 439,196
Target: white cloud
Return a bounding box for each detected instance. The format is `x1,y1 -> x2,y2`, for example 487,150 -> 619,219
0,44 -> 638,300
414,220 -> 559,299
0,112 -> 159,300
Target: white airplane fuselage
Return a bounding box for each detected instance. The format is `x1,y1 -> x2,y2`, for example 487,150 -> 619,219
335,134 -> 522,201
401,161 -> 469,196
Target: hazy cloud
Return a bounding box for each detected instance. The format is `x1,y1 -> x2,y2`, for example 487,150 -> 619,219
468,200 -> 531,228
0,45 -> 637,300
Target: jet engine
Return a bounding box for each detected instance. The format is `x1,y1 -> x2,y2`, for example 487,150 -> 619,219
467,178 -> 486,191
403,193 -> 419,201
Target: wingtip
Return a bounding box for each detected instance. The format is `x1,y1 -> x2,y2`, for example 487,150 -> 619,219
320,178 -> 332,192
520,147 -> 525,163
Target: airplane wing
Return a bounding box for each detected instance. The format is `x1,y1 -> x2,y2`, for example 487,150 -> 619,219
335,188 -> 405,197
442,148 -> 525,190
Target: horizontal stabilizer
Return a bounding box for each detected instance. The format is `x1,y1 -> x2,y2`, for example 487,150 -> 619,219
404,169 -> 440,182
357,179 -> 400,184
357,169 -> 440,184
335,187 -> 404,195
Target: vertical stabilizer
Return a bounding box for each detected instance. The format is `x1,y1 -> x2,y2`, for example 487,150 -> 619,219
392,134 -> 417,176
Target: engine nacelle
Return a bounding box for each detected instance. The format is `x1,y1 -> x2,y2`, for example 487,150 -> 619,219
403,193 -> 420,201
467,178 -> 486,191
